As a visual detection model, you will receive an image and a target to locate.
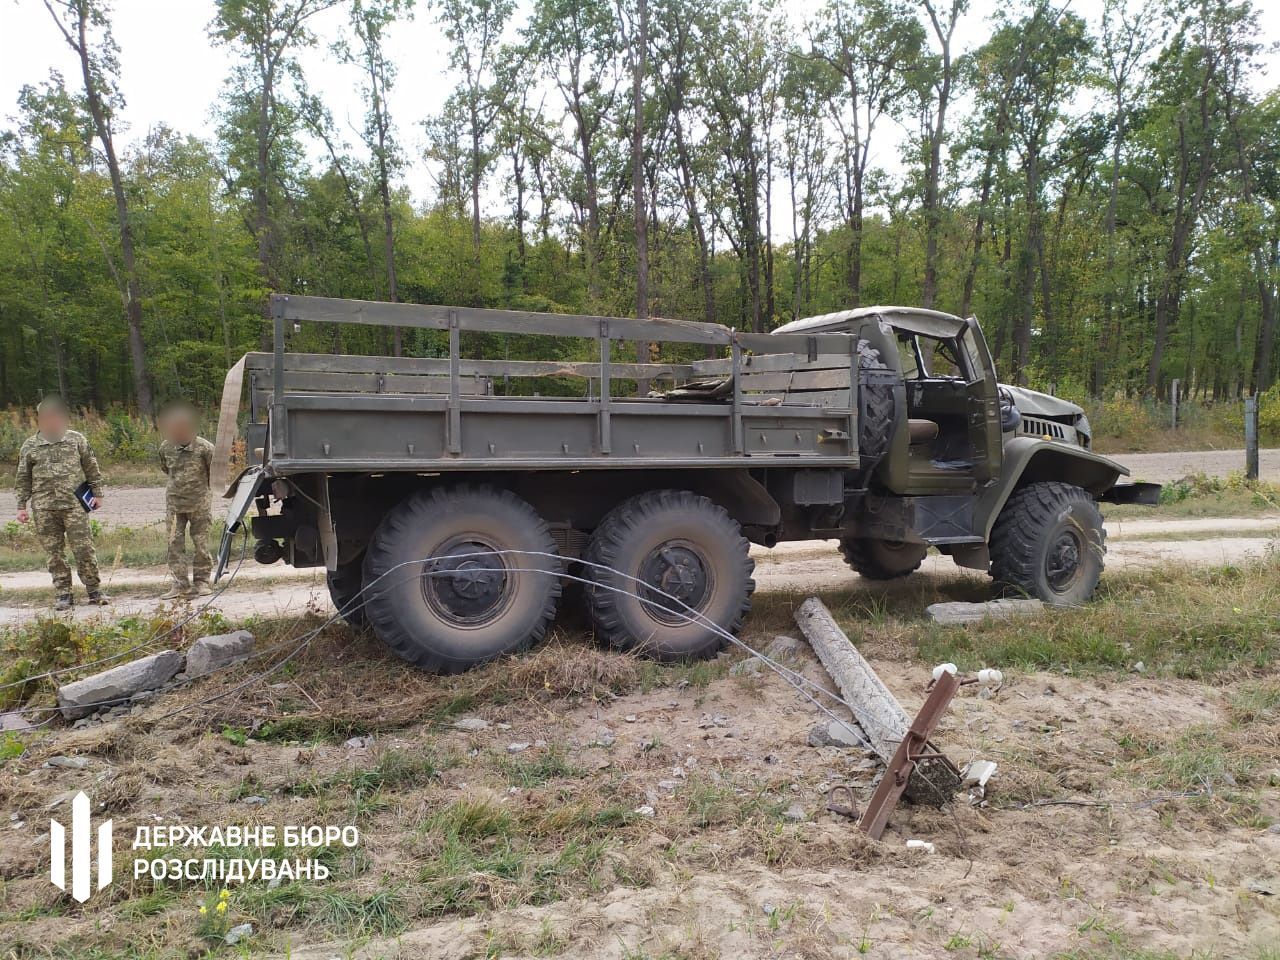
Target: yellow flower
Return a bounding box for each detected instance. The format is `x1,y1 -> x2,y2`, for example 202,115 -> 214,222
199,905 -> 208,915
216,901 -> 228,913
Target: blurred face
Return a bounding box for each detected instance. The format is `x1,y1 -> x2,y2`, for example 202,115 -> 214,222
162,409 -> 197,444
37,407 -> 68,440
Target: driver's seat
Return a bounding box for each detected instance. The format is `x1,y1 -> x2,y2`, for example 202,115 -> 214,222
908,419 -> 939,445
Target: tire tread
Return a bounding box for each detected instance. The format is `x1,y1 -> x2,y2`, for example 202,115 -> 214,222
363,485 -> 560,673
989,481 -> 1105,602
583,490 -> 754,661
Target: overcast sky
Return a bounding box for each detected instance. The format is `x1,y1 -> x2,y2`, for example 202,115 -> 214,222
2,0 -> 1278,215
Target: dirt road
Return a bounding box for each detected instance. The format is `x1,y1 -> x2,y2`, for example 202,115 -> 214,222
0,447 -> 1275,531
1,514 -> 1274,627
1119,446 -> 1280,482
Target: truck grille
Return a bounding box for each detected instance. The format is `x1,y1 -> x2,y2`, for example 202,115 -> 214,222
1019,416 -> 1069,441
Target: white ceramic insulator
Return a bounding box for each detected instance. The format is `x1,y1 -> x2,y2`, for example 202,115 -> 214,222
932,663 -> 958,681
977,668 -> 1004,687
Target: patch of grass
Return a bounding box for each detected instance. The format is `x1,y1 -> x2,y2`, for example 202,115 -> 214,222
312,888 -> 407,937
680,774 -> 786,829
417,831 -> 527,915
534,918 -> 569,956
1117,724 -> 1259,792
1228,679 -> 1280,725
293,747 -> 453,798
116,885 -> 180,921
1104,472 -> 1280,520
0,519 -> 227,573
0,610 -> 231,710
913,558 -> 1280,678
255,715 -> 374,744
422,796 -> 514,840
0,733 -> 25,765
498,746 -> 582,787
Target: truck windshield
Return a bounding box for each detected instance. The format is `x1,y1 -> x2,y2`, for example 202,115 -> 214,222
900,333 -> 964,379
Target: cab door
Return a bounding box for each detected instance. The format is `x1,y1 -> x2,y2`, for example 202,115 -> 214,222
960,318 -> 1002,485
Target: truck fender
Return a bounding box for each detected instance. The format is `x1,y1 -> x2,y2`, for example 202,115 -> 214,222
976,438 -> 1129,538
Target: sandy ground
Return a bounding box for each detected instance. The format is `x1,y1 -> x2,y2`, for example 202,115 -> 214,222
2,618 -> 1276,959
1,515 -> 1276,626
0,508 -> 1277,956
0,447 -> 1276,532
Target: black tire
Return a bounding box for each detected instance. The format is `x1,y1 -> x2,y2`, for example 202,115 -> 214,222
362,486 -> 561,673
858,342 -> 895,459
838,538 -> 928,580
583,490 -> 754,662
989,482 -> 1105,606
327,553 -> 368,628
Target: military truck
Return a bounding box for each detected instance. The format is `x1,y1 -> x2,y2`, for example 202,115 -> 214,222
213,296 -> 1157,674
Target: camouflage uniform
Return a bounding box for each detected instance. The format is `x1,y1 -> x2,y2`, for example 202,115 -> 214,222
14,430 -> 104,595
158,436 -> 215,588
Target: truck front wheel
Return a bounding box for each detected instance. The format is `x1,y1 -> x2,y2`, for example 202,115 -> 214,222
362,486 -> 561,673
989,482 -> 1105,606
838,538 -> 928,580
583,490 -> 754,661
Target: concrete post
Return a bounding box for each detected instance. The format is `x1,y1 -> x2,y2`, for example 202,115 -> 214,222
1245,395 -> 1259,481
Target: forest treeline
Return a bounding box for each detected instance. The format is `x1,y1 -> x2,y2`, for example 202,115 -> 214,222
0,0 -> 1277,416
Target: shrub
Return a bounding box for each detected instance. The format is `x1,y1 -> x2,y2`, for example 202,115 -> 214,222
1258,383 -> 1280,443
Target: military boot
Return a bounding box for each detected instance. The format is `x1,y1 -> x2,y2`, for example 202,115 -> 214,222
53,593 -> 73,612
86,590 -> 110,606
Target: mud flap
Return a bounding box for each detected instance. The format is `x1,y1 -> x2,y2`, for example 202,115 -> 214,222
1098,482 -> 1162,505
213,467 -> 266,581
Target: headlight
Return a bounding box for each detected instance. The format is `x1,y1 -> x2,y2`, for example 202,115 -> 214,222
1074,415 -> 1091,448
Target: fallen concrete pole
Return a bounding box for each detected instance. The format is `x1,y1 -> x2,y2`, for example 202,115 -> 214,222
795,597 -> 960,805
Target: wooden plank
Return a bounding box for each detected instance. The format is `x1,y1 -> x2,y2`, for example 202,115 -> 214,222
740,368 -> 852,391
246,351 -> 691,382
272,295 -> 857,350
253,380 -> 487,409
737,331 -> 856,355
382,373 -> 490,394
252,372 -> 488,396
743,389 -> 851,408
274,294 -> 733,346
691,353 -> 852,375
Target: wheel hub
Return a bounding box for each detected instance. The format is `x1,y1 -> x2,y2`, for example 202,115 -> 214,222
1045,531 -> 1082,591
423,540 -> 509,625
638,542 -> 711,623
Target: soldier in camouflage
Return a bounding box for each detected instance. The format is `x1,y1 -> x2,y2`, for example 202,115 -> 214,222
157,401 -> 216,599
14,397 -> 109,611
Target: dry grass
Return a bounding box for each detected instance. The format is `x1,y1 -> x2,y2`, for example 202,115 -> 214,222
1,560 -> 1278,958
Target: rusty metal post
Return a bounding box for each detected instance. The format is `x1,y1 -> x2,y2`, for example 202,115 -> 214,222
858,670 -> 962,840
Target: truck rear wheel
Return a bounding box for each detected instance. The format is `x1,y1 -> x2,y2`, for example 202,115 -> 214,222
362,486 -> 561,673
327,553 -> 368,628
989,482 -> 1105,606
583,490 -> 754,662
838,538 -> 927,580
